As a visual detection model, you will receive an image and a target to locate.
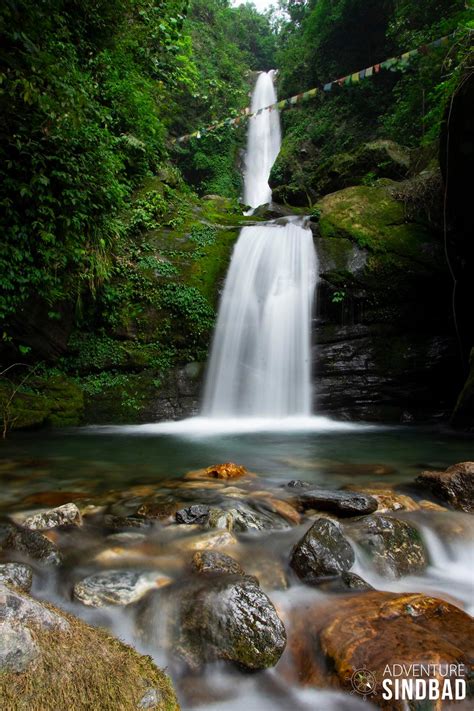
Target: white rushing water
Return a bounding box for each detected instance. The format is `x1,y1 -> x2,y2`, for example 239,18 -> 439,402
243,70 -> 281,209
202,71 -> 318,419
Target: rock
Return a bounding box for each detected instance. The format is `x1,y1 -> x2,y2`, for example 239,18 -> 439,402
185,462 -> 249,481
245,557 -> 288,591
415,462 -> 474,512
0,584 -> 178,710
138,688 -> 163,709
190,551 -> 245,576
286,480 -> 311,489
140,576 -> 286,670
346,514 -> 427,578
290,519 -> 355,583
176,504 -> 210,525
103,514 -> 153,530
254,496 -> 301,525
294,488 -> 378,517
21,502 -> 82,530
342,485 -> 422,513
0,621 -> 40,672
73,569 -> 171,607
0,583 -> 69,630
206,507 -> 233,530
1,524 -> 62,566
282,592 -> 474,708
0,562 -> 33,591
177,530 -> 237,552
318,571 -> 374,593
106,532 -> 147,544
226,503 -> 290,532
136,500 -> 181,521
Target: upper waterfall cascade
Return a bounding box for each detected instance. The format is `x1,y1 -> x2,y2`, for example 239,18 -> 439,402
202,71 -> 317,418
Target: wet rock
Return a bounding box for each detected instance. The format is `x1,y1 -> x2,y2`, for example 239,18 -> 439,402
191,551 -> 245,576
73,569 -> 171,607
206,507 -> 233,530
347,514 -> 427,578
290,519 -> 355,583
294,488 -> 378,517
1,524 -> 62,566
415,462 -> 474,512
136,500 -> 181,521
245,557 -> 288,591
255,496 -> 301,525
286,480 -> 311,488
318,571 -> 374,593
283,591 -> 474,708
0,562 -> 33,591
103,514 -> 153,531
0,621 -> 40,672
176,504 -> 210,525
343,485 -> 421,513
0,583 -> 69,630
106,531 -> 147,544
177,530 -> 237,552
140,575 -> 286,670
226,503 -> 290,532
185,462 -> 250,481
21,502 -> 82,530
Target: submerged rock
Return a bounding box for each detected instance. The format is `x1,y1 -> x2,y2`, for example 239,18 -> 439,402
290,518 -> 355,583
346,514 -> 427,578
177,530 -> 237,552
139,575 -> 286,670
21,502 -> 82,530
0,562 -> 33,591
294,487 -> 378,517
226,503 -> 290,532
73,569 -> 171,607
190,551 -> 245,577
1,524 -> 62,566
185,462 -> 249,481
0,621 -> 39,672
415,461 -> 474,512
318,571 -> 374,593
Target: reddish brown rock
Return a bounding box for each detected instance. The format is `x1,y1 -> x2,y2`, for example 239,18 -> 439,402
185,463 -> 252,481
416,462 -> 474,512
282,592 -> 474,709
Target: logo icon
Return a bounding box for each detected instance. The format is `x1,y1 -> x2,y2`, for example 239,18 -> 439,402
348,668 -> 377,700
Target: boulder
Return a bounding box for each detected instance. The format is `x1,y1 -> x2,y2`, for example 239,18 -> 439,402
415,462 -> 474,512
282,591 -> 474,709
290,519 -> 355,583
294,488 -> 378,517
139,575 -> 286,671
21,502 -> 82,530
226,503 -> 290,532
0,562 -> 33,591
185,462 -> 249,481
190,551 -> 245,577
73,569 -> 171,607
346,515 -> 427,578
0,583 -> 69,630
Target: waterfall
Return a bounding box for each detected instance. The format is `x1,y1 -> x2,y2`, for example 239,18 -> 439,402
243,70 -> 281,209
202,71 -> 318,418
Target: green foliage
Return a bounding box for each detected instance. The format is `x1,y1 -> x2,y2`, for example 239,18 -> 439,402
189,224 -> 217,248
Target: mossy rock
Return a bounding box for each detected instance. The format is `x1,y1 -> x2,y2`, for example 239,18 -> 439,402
0,587 -> 179,711
0,375 -> 83,432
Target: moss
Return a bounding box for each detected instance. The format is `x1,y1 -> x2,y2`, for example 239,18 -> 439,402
0,603 -> 179,711
0,375 -> 84,432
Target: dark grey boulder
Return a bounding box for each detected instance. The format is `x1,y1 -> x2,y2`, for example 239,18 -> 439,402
176,504 -> 210,525
346,514 -> 428,578
290,518 -> 355,583
415,462 -> 474,512
1,524 -> 62,566
295,488 -> 378,517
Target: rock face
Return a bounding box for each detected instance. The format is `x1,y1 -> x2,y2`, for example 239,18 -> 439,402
415,462 -> 474,512
140,576 -> 286,671
293,487 -> 378,517
290,519 -> 355,583
283,591 -> 474,709
21,502 -> 82,530
312,183 -> 458,422
346,515 -> 427,578
0,562 -> 33,591
73,569 -> 171,607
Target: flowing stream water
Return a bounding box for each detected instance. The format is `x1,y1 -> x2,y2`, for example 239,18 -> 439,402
1,71 -> 473,711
